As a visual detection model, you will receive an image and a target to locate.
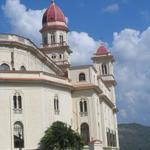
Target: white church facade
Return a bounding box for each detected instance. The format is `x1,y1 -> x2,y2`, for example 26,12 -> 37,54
0,1 -> 119,150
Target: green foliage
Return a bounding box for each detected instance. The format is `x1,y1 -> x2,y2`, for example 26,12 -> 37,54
119,123 -> 150,150
39,121 -> 84,150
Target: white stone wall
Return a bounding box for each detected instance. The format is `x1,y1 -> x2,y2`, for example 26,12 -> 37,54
69,66 -> 97,85
0,46 -> 55,74
0,83 -> 72,150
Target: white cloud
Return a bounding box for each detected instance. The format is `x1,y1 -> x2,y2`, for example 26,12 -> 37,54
68,32 -> 100,65
103,3 -> 119,13
2,0 -> 45,44
2,0 -> 150,125
2,0 -> 100,65
112,27 -> 150,124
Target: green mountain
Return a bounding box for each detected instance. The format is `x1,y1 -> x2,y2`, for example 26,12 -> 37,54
118,123 -> 150,150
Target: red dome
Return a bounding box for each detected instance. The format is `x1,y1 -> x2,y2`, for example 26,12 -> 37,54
42,1 -> 66,25
96,43 -> 108,55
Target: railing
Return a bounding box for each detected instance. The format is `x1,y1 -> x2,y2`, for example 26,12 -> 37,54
80,112 -> 88,117
13,109 -> 23,114
41,41 -> 68,48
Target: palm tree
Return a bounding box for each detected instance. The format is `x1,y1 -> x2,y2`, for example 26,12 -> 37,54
39,121 -> 83,150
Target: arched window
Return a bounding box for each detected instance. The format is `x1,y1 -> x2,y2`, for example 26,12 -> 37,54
54,95 -> 59,114
102,63 -> 108,75
84,101 -> 87,113
79,99 -> 88,116
0,63 -> 10,71
13,93 -> 22,113
52,54 -> 57,59
51,34 -> 55,45
18,96 -> 22,109
81,123 -> 90,145
13,95 -> 17,109
43,36 -> 48,45
80,101 -> 83,113
79,73 -> 86,81
14,122 -> 24,148
59,54 -> 62,59
20,66 -> 26,71
60,35 -> 64,44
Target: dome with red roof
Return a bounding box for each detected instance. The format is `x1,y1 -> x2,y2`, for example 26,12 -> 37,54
42,1 -> 66,25
96,43 -> 108,55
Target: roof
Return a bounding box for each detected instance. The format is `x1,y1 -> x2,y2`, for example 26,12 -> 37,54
96,43 -> 108,55
42,1 -> 66,25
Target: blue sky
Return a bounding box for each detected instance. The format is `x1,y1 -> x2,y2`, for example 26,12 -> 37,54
1,0 -> 150,43
1,0 -> 150,125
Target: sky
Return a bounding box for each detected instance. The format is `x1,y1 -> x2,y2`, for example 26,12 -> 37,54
0,0 -> 150,125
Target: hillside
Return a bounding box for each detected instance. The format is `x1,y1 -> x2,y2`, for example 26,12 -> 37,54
118,123 -> 150,150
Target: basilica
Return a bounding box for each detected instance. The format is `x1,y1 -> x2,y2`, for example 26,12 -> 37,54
0,1 -> 119,150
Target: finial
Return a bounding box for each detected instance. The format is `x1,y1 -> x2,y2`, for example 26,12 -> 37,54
51,0 -> 54,3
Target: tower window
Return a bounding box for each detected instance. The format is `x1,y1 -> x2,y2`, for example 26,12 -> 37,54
102,63 -> 108,75
43,36 -> 48,45
79,99 -> 88,116
13,93 -> 22,113
54,95 -> 59,115
80,101 -> 83,113
0,63 -> 10,71
14,122 -> 24,148
84,101 -> 87,113
52,54 -> 56,59
51,34 -> 55,45
60,35 -> 64,44
79,73 -> 86,81
13,96 -> 17,109
59,54 -> 62,59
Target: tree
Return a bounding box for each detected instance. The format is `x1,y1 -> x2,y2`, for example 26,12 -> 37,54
39,121 -> 84,150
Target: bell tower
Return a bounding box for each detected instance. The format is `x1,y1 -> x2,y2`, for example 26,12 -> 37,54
92,43 -> 116,102
40,1 -> 72,72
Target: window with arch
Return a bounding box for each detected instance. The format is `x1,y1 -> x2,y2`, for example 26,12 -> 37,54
80,101 -> 83,113
51,54 -> 57,59
0,63 -> 10,71
43,36 -> 48,45
79,73 -> 86,81
79,99 -> 88,116
54,95 -> 59,114
13,93 -> 22,113
102,63 -> 108,75
106,128 -> 117,147
59,35 -> 64,44
51,34 -> 55,45
81,123 -> 90,145
20,66 -> 26,71
14,122 -> 24,148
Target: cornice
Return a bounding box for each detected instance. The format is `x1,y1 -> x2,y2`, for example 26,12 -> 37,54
40,45 -> 72,54
0,71 -> 72,89
73,83 -> 102,94
99,93 -> 115,108
40,25 -> 69,33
